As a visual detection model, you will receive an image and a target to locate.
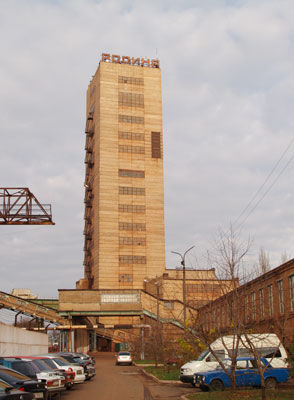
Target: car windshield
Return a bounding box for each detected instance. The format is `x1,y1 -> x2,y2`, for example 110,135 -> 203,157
118,352 -> 130,356
0,380 -> 11,390
52,358 -> 69,366
41,359 -> 57,369
197,349 -> 209,361
0,369 -> 28,384
11,361 -> 38,377
31,359 -> 51,372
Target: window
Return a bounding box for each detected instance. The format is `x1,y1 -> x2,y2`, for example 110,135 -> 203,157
118,76 -> 144,85
119,204 -> 145,213
251,292 -> 256,320
268,284 -> 274,317
236,360 -> 248,370
119,186 -> 145,195
289,275 -> 294,311
119,274 -> 133,282
119,131 -> 145,141
119,92 -> 144,107
119,115 -> 144,124
119,237 -> 146,245
118,169 -> 145,178
208,350 -> 226,361
151,131 -> 161,158
245,295 -> 249,321
259,288 -> 264,318
277,280 -> 284,314
119,222 -> 146,231
119,255 -> 146,264
119,145 -> 145,154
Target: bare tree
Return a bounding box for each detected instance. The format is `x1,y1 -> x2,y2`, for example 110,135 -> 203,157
281,250 -> 291,264
183,225 -> 252,390
258,247 -> 271,274
183,227 -> 289,399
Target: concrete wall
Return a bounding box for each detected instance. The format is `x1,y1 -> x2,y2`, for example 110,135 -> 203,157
0,322 -> 48,356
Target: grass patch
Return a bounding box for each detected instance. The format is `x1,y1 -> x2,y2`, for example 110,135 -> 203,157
144,366 -> 180,380
186,389 -> 294,400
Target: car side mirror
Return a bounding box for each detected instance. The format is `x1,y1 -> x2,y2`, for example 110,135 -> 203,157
206,357 -> 210,362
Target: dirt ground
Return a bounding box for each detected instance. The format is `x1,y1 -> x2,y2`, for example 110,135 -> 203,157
63,352 -> 196,400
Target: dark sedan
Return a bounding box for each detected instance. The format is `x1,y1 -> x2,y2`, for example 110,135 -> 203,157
0,366 -> 46,399
0,378 -> 34,399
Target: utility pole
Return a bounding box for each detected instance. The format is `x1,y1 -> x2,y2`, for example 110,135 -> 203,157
171,245 -> 195,330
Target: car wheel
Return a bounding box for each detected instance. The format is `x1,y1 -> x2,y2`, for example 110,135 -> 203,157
265,377 -> 277,389
209,379 -> 225,391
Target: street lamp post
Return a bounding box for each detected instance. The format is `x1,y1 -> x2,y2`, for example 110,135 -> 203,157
171,245 -> 195,330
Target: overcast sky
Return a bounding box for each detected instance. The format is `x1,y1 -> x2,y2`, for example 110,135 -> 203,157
1,0 -> 294,298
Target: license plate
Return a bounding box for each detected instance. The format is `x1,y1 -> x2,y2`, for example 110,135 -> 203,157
34,393 -> 43,399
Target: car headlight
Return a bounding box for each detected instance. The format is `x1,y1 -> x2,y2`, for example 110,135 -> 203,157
183,368 -> 192,373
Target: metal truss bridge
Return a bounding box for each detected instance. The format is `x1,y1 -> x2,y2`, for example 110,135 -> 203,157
0,188 -> 54,225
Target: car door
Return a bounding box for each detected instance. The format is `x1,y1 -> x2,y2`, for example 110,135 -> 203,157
244,359 -> 260,386
235,360 -> 248,386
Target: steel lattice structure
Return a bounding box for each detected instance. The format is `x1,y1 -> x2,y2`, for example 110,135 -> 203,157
0,188 -> 54,225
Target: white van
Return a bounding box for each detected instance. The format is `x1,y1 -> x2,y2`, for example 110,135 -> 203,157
180,333 -> 288,386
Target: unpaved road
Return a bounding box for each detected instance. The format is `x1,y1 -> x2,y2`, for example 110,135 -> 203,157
61,352 -> 196,400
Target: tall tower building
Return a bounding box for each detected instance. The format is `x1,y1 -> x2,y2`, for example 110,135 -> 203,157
80,53 -> 166,290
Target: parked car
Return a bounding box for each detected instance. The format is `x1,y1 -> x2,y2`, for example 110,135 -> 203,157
36,355 -> 86,384
193,357 -> 290,391
115,352 -> 133,366
0,366 -> 47,399
0,358 -> 64,395
74,352 -> 95,365
0,378 -> 34,399
56,352 -> 95,380
180,333 -> 288,385
24,356 -> 74,390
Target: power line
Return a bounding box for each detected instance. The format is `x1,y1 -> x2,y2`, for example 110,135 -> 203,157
233,136 -> 294,229
235,152 -> 294,231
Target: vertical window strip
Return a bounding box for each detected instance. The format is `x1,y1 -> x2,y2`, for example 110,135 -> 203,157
277,280 -> 284,314
259,288 -> 264,318
290,275 -> 294,311
251,292 -> 256,320
268,284 -> 274,317
151,132 -> 161,158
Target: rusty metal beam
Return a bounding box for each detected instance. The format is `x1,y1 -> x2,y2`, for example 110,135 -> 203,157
0,188 -> 54,225
0,290 -> 66,324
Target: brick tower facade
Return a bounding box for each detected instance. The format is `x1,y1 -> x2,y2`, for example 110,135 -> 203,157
79,53 -> 166,290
